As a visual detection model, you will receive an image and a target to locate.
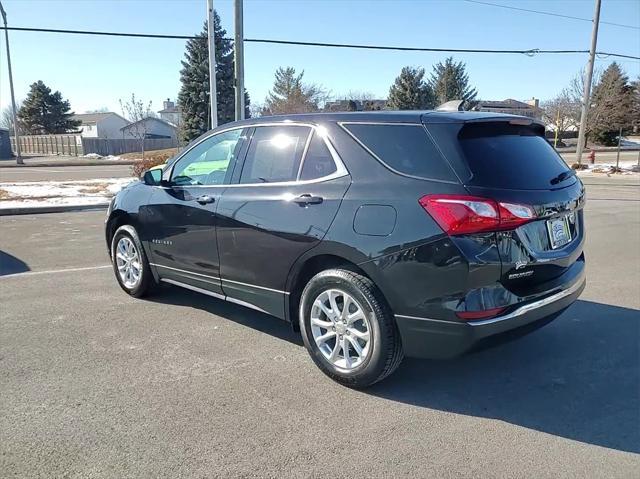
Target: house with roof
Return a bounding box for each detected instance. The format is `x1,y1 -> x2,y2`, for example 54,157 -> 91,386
120,117 -> 178,140
157,99 -> 182,126
71,112 -> 131,139
474,98 -> 542,120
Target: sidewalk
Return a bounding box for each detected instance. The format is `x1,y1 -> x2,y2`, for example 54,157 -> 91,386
0,155 -> 140,168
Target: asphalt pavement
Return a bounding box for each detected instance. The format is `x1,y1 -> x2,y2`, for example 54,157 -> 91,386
0,180 -> 638,477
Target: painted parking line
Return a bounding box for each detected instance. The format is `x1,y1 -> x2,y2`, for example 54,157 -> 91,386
0,265 -> 111,279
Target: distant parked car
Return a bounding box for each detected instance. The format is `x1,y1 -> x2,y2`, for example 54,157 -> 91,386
105,111 -> 586,387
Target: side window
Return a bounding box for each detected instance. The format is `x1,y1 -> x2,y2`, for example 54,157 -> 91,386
343,124 -> 457,182
299,133 -> 337,180
171,129 -> 244,186
240,126 -> 310,183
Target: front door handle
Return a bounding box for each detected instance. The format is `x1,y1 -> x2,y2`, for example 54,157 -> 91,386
292,194 -> 324,205
196,195 -> 215,205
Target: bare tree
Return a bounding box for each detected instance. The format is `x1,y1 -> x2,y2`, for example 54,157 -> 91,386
0,104 -> 20,135
542,88 -> 579,142
120,93 -> 153,159
569,66 -> 602,144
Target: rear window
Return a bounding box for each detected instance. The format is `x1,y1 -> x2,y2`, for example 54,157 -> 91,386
456,122 -> 571,190
343,124 -> 458,182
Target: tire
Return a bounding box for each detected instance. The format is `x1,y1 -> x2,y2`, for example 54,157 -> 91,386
299,269 -> 403,388
111,225 -> 155,298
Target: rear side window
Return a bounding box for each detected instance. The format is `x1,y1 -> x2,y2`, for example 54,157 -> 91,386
299,133 -> 337,180
240,126 -> 310,183
343,123 -> 457,182
455,122 -> 570,190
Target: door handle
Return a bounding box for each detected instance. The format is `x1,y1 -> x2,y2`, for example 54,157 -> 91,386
292,194 -> 324,205
196,195 -> 215,205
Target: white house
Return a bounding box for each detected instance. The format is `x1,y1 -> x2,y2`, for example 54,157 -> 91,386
120,117 -> 178,140
158,99 -> 182,126
72,112 -> 130,139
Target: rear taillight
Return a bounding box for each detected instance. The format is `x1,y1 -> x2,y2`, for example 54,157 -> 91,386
419,194 -> 535,235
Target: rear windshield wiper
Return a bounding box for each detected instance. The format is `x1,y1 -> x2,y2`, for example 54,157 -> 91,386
550,169 -> 576,185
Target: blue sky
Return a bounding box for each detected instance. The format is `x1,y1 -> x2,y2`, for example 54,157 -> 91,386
1,0 -> 638,115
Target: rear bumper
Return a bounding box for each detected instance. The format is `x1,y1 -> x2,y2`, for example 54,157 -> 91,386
395,267 -> 586,359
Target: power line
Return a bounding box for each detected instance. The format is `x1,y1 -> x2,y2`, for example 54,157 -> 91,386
2,26 -> 639,60
462,0 -> 640,30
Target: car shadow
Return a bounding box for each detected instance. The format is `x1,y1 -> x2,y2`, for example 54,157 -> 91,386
146,286 -> 302,346
0,251 -> 30,276
143,289 -> 638,453
369,300 -> 640,454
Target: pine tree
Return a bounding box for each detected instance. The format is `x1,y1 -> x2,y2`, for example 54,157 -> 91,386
17,81 -> 80,134
428,57 -> 478,107
178,12 -> 250,143
262,67 -> 327,115
588,62 -> 634,145
387,67 -> 434,110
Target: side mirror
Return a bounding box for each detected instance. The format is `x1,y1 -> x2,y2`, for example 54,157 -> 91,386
142,168 -> 163,186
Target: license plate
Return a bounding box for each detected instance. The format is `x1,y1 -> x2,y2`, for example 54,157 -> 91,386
546,216 -> 572,249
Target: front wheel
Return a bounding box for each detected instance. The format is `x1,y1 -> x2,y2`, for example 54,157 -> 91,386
111,225 -> 155,298
299,269 -> 403,388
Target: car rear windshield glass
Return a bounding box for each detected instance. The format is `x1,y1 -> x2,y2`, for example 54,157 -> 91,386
343,124 -> 458,182
456,122 -> 571,190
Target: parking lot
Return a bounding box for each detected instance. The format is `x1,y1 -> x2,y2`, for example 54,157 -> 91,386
1,179 -> 639,477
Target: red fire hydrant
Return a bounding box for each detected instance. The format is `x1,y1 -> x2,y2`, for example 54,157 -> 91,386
588,150 -> 596,165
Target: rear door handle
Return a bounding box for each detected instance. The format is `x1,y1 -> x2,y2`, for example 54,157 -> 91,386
196,195 -> 215,205
293,194 -> 323,205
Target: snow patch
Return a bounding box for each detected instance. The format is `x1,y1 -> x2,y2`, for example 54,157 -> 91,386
0,177 -> 136,209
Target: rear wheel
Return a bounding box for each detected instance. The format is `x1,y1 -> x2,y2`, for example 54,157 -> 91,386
299,269 -> 403,388
111,225 -> 155,298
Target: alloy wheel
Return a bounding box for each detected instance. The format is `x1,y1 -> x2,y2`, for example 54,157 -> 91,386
310,289 -> 372,369
115,236 -> 142,289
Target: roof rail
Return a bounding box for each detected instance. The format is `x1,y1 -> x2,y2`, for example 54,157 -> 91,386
435,100 -> 465,112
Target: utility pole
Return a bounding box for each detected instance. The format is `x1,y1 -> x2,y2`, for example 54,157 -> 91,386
206,0 -> 218,129
575,0 -> 601,166
0,1 -> 23,164
234,0 -> 245,121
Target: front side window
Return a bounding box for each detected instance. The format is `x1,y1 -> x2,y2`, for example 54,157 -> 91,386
240,126 -> 311,183
171,129 -> 245,186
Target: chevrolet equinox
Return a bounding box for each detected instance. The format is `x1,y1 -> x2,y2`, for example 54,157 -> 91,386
106,111 -> 586,387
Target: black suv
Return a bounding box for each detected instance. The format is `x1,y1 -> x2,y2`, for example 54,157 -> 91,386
106,111 -> 585,387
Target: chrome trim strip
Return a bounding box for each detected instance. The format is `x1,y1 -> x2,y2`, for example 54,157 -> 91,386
150,262 -> 289,295
160,278 -> 226,300
160,278 -> 268,314
221,277 -> 290,295
394,315 -> 463,325
164,122 -> 350,188
225,296 -> 268,314
395,275 -> 585,327
150,263 -> 221,283
468,277 -> 585,326
337,121 -> 460,185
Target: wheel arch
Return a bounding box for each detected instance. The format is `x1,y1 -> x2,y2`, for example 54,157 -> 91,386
285,251 -> 390,331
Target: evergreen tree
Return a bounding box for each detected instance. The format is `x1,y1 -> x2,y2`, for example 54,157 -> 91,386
428,57 -> 478,107
387,67 -> 434,110
588,62 -> 634,145
17,81 -> 80,134
262,67 -> 327,115
178,12 -> 250,143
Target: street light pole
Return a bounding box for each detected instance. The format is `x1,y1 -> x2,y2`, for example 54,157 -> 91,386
234,0 -> 245,121
0,1 -> 23,164
575,0 -> 601,166
206,0 -> 218,130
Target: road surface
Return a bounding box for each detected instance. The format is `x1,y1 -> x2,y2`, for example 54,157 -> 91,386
0,180 -> 638,478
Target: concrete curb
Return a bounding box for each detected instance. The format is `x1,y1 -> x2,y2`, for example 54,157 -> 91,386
0,203 -> 109,216
0,160 -> 140,168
